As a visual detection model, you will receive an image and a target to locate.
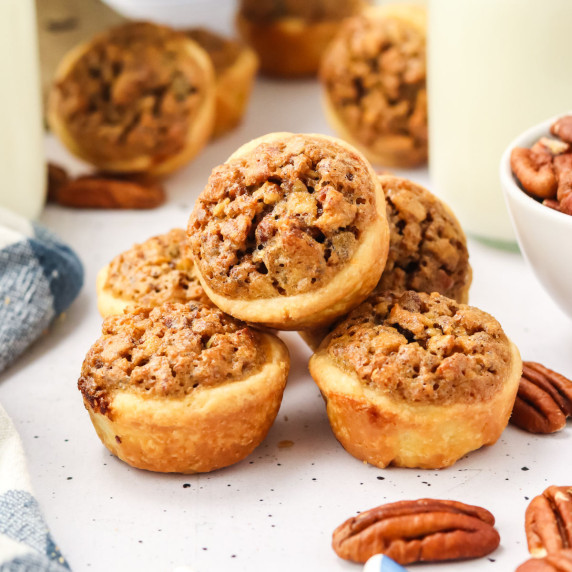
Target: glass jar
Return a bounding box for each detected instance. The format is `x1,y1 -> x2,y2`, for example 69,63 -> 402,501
0,0 -> 45,220
427,0 -> 572,247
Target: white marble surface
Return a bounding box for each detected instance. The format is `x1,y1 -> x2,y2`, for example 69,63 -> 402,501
1,77 -> 571,572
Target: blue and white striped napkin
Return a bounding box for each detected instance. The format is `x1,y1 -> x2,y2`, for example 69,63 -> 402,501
0,402 -> 70,571
0,207 -> 83,374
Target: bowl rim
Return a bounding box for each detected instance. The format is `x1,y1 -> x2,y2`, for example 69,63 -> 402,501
500,111 -> 572,224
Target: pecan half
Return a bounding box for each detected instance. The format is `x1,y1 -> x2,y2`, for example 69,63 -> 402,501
554,154 -> 572,204
47,162 -> 70,203
510,362 -> 572,434
526,486 -> 572,558
510,147 -> 557,200
551,116 -> 572,144
332,499 -> 500,565
55,174 -> 166,209
516,549 -> 572,571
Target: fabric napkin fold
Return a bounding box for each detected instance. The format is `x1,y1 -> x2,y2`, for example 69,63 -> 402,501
0,402 -> 70,571
0,207 -> 83,374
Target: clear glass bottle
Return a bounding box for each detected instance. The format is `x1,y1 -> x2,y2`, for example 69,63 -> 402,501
0,0 -> 46,220
428,0 -> 572,247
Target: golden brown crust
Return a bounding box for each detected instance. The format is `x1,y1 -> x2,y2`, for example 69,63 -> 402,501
186,28 -> 258,138
309,290 -> 522,468
320,5 -> 427,167
78,302 -> 290,473
188,132 -> 389,329
96,228 -> 208,317
48,22 -> 216,175
237,0 -> 368,77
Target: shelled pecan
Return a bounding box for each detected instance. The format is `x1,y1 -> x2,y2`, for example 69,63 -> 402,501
47,162 -> 70,202
525,486 -> 572,557
510,147 -> 557,200
332,498 -> 500,565
551,116 -> 572,144
510,362 -> 572,434
55,174 -> 166,210
516,549 -> 572,571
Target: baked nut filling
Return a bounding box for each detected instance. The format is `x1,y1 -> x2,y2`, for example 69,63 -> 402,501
237,0 -> 368,77
96,228 -> 208,317
298,175 -> 471,350
48,22 -> 215,175
320,6 -> 427,167
78,302 -> 289,473
188,132 -> 389,329
377,175 -> 471,302
309,290 -> 521,468
186,28 -> 258,138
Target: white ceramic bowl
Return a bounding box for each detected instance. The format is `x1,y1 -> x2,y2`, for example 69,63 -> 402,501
500,113 -> 572,319
100,0 -> 235,34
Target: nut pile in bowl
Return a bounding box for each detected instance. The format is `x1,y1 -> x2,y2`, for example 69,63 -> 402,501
501,112 -> 572,320
510,115 -> 572,215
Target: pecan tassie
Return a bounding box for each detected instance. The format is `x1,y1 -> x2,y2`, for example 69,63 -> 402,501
376,175 -> 471,302
189,134 -> 381,300
510,114 -> 572,215
510,362 -> 572,434
77,301 -> 289,474
517,549 -> 572,571
185,28 -> 258,138
54,173 -> 166,209
78,302 -> 267,409
48,22 -> 215,175
101,228 -> 207,310
237,0 -> 368,77
526,486 -> 572,558
326,290 -> 512,404
332,498 -> 500,565
320,5 -> 427,167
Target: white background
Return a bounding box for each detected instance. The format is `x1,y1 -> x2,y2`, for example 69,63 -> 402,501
1,74 -> 571,571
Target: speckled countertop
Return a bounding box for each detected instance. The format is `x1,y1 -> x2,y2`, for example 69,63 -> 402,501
1,77 -> 571,572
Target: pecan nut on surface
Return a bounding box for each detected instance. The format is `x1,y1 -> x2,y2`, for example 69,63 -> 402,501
510,362 -> 572,434
332,499 -> 500,565
516,549 -> 572,571
55,174 -> 166,210
526,486 -> 572,558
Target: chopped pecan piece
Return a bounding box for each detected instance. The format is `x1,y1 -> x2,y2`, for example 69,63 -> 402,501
510,362 -> 572,434
526,486 -> 572,558
510,147 -> 557,200
56,174 -> 166,210
332,498 -> 500,565
533,137 -> 570,156
551,116 -> 572,144
516,549 -> 572,571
